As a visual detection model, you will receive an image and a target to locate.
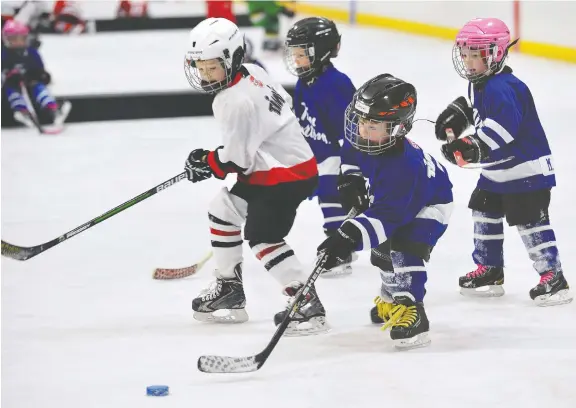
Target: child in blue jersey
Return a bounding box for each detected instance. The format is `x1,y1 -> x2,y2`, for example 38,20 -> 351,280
317,74 -> 453,349
284,17 -> 357,277
435,18 -> 572,306
1,20 -> 59,126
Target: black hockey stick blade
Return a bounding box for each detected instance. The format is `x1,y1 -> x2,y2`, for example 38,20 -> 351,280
197,252 -> 330,374
1,172 -> 188,261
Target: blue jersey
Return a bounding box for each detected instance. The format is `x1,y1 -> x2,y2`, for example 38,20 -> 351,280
293,64 -> 355,174
1,47 -> 45,87
469,69 -> 556,194
341,138 -> 453,251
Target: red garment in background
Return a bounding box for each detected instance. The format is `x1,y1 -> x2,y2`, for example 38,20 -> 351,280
206,1 -> 236,23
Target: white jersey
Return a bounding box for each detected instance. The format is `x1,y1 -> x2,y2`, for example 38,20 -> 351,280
209,63 -> 317,186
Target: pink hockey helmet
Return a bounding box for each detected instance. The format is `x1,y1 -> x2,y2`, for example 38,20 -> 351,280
2,19 -> 30,48
452,18 -> 512,83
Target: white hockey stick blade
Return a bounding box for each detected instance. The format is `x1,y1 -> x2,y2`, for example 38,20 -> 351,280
198,355 -> 259,374
153,251 -> 213,280
13,111 -> 36,128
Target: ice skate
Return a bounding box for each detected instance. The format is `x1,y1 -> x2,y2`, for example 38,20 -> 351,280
370,296 -> 394,324
530,271 -> 573,307
192,263 -> 248,323
382,295 -> 430,350
459,265 -> 505,297
274,282 -> 330,336
320,252 -> 357,278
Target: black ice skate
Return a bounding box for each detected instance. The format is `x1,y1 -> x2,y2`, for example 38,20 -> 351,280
459,265 -> 505,297
320,252 -> 357,278
529,271 -> 573,307
192,263 -> 248,323
274,282 -> 330,336
382,295 -> 430,350
370,296 -> 394,324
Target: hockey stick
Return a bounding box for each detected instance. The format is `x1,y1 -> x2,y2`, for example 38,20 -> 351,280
197,251 -> 330,374
153,251 -> 213,280
1,172 -> 188,261
445,128 -> 514,169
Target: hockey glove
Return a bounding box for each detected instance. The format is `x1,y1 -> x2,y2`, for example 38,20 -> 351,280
26,69 -> 52,85
317,221 -> 361,271
435,96 -> 474,141
441,135 -> 489,165
185,148 -> 213,183
338,173 -> 370,215
2,68 -> 24,89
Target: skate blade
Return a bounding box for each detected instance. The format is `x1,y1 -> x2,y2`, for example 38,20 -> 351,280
284,316 -> 331,337
533,289 -> 574,307
393,332 -> 431,350
320,264 -> 353,278
193,308 -> 249,324
460,285 -> 505,298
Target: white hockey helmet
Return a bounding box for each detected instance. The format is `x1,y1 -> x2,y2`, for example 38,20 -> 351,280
184,18 -> 245,94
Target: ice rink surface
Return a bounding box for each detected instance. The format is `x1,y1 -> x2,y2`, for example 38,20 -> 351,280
2,25 -> 576,408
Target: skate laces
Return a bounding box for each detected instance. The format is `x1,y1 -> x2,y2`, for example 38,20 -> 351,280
538,271 -> 555,285
381,304 -> 417,330
374,296 -> 394,321
466,265 -> 489,279
200,279 -> 222,301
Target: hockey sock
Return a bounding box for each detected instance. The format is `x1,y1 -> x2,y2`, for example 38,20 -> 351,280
31,83 -> 57,110
250,241 -> 308,288
209,213 -> 243,279
319,201 -> 348,231
472,210 -> 505,267
517,216 -> 562,274
390,251 -> 428,302
6,88 -> 27,111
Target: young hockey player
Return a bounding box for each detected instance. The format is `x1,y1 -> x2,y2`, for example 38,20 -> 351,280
183,18 -> 328,336
284,17 -> 356,277
435,18 -> 572,306
1,19 -> 69,130
247,1 -> 294,51
314,74 -> 453,349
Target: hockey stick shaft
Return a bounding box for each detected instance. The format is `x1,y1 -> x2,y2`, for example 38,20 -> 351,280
197,209 -> 355,374
2,172 -> 188,261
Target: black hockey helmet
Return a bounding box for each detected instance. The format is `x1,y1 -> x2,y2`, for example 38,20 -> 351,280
284,17 -> 341,78
345,74 -> 417,155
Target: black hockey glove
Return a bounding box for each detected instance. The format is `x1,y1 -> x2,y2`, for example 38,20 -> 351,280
26,69 -> 51,85
337,173 -> 370,215
2,67 -> 24,89
435,96 -> 474,141
317,222 -> 360,271
185,148 -> 213,183
441,135 -> 490,165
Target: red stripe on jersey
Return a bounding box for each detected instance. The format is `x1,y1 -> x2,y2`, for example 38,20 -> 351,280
229,72 -> 243,88
256,243 -> 285,260
210,228 -> 241,236
207,150 -> 227,179
238,158 -> 318,186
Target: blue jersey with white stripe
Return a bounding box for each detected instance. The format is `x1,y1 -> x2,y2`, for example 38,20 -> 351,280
293,64 -> 355,174
341,138 -> 453,251
469,70 -> 556,194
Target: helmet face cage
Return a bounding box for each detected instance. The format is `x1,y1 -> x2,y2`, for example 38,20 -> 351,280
345,104 -> 413,155
453,43 -> 500,83
184,54 -> 234,94
283,43 -> 316,77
